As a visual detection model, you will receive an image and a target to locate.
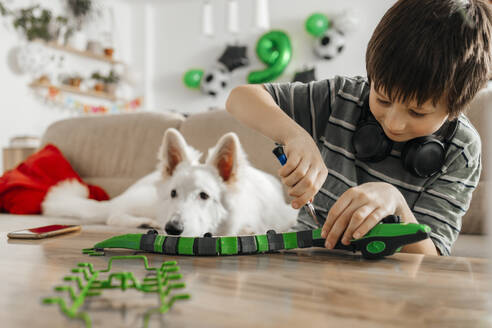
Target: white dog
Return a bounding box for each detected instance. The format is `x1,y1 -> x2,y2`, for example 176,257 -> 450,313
42,128 -> 298,236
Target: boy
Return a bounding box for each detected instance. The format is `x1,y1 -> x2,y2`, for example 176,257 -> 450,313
226,0 -> 492,256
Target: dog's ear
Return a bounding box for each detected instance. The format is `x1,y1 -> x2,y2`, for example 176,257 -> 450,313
158,128 -> 198,176
207,132 -> 244,183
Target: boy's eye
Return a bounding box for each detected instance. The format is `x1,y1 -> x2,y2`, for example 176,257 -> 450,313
410,110 -> 426,117
377,98 -> 391,105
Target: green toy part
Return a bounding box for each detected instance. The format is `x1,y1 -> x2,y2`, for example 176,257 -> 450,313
247,30 -> 292,84
86,222 -> 431,260
305,13 -> 331,37
183,69 -> 203,89
42,255 -> 190,328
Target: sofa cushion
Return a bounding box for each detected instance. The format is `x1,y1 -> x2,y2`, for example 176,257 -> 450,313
179,109 -> 281,178
451,233 -> 489,258
40,112 -> 185,197
461,86 -> 491,235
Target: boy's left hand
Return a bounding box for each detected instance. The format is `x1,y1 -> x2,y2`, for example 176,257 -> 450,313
321,182 -> 410,248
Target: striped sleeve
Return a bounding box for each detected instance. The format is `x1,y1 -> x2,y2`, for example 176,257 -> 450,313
412,119 -> 481,256
263,80 -> 332,140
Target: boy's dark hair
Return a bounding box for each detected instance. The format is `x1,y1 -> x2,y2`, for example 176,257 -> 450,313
366,0 -> 492,118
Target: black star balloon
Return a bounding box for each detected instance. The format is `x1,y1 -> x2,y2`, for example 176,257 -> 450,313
217,45 -> 250,72
292,67 -> 317,83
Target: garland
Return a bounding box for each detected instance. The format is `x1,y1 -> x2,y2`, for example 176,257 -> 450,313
40,85 -> 142,114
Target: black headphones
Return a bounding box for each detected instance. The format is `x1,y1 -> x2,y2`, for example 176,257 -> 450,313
352,101 -> 458,178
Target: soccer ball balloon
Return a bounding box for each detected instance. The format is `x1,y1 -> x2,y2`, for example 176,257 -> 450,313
200,65 -> 230,97
313,29 -> 346,60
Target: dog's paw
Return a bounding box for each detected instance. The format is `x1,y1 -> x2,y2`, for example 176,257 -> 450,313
137,223 -> 160,230
238,226 -> 256,235
138,218 -> 162,230
107,215 -> 162,229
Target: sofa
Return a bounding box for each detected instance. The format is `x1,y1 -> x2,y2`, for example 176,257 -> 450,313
3,86 -> 491,258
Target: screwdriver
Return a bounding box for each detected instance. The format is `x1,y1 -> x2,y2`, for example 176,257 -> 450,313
272,145 -> 321,226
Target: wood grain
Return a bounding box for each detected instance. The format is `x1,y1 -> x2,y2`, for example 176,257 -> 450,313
1,216 -> 491,328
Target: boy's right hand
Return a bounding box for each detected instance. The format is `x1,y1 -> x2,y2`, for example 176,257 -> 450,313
278,131 -> 328,209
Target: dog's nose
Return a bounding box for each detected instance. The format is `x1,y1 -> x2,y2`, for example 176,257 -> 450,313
165,220 -> 184,235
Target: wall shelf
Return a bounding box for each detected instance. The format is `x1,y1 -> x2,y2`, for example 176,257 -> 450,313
29,81 -> 122,102
33,40 -> 124,65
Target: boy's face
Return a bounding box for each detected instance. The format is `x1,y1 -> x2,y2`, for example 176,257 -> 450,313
369,84 -> 449,142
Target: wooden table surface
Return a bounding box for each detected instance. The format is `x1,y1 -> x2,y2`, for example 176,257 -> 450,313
1,216 -> 491,328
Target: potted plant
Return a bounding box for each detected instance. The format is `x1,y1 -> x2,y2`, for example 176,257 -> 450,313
67,0 -> 92,30
12,5 -> 54,41
70,74 -> 83,88
103,70 -> 119,94
104,47 -> 114,59
51,15 -> 71,45
86,40 -> 103,55
91,70 -> 120,94
36,75 -> 51,85
66,0 -> 93,50
61,74 -> 83,88
91,72 -> 105,92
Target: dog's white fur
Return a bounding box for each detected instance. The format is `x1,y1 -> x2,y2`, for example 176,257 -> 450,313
42,128 -> 298,236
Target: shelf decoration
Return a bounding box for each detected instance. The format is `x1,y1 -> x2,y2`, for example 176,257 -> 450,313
35,84 -> 142,114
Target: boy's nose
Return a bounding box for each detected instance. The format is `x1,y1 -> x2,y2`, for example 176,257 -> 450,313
383,109 -> 405,134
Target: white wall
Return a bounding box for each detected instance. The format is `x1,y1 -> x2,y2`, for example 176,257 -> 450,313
0,0 -> 396,172
142,0 -> 396,113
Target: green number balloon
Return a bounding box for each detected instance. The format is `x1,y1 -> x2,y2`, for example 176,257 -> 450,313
247,30 -> 292,84
305,13 -> 330,37
183,69 -> 204,89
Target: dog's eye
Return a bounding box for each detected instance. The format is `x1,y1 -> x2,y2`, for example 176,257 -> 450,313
199,192 -> 209,200
170,189 -> 177,198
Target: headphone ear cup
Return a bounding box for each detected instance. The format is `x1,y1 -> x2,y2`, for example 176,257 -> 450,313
353,121 -> 393,162
401,137 -> 445,177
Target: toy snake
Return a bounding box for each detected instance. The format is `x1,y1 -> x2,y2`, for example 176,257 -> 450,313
84,216 -> 431,259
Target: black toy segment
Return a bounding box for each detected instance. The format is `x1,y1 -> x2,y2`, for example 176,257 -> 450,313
140,232 -> 157,252
312,236 -> 361,253
381,215 -> 401,224
296,230 -> 313,248
163,236 -> 179,255
266,230 -> 284,251
196,236 -> 218,256
333,241 -> 357,252
239,236 -> 257,254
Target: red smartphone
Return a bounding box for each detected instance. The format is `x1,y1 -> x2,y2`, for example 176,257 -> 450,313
7,224 -> 81,239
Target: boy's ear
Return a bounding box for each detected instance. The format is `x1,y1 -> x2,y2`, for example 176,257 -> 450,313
207,133 -> 243,183
158,128 -> 193,177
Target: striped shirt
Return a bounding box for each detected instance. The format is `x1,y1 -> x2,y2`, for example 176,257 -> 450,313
264,76 -> 481,256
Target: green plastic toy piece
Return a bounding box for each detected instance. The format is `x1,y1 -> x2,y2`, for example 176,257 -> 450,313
86,221 -> 431,260
42,255 -> 190,328
255,234 -> 269,252
220,236 -> 238,255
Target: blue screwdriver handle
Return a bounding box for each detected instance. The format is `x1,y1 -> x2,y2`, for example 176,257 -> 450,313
273,146 -> 288,165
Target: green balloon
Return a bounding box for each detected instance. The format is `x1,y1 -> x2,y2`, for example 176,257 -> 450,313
305,13 -> 330,37
183,69 -> 203,89
247,30 -> 292,84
